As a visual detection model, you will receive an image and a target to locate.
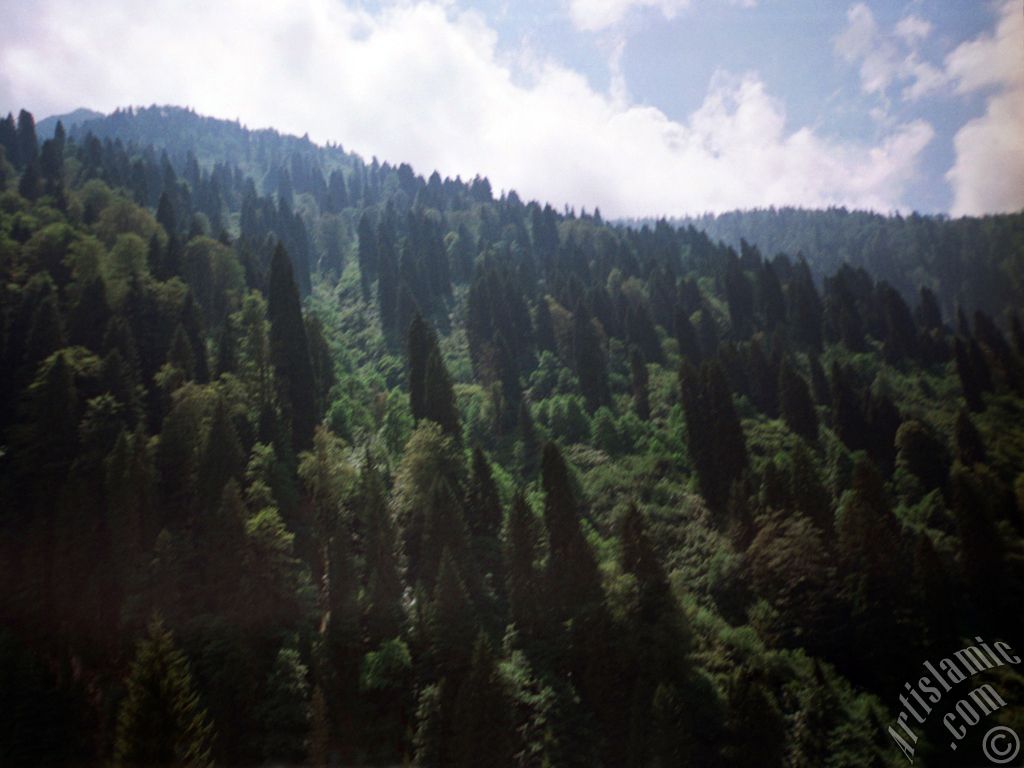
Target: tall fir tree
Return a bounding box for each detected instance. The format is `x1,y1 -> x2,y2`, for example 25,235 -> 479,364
268,242 -> 318,450
114,617 -> 215,768
572,302 -> 610,412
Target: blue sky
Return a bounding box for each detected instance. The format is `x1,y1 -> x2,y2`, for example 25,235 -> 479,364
1,0 -> 1020,217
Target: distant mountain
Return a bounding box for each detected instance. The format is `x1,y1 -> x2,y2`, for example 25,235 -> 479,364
36,107 -> 105,138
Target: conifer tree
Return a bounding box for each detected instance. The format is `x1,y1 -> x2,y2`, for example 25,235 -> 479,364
450,634 -> 515,768
268,242 -> 318,449
954,336 -> 985,411
407,312 -> 432,422
429,550 -> 476,678
114,617 -> 215,768
572,302 -> 610,412
954,408 -> 987,466
166,324 -> 196,382
16,110 -> 38,169
515,398 -> 541,477
356,213 -> 378,299
377,224 -> 399,337
534,295 -> 556,352
360,455 -> 405,646
541,443 -> 602,622
256,647 -> 311,764
412,682 -> 444,768
504,492 -> 540,639
951,463 -> 1006,621
68,276 -> 110,352
778,358 -> 818,440
196,395 -> 244,513
465,447 -> 504,599
24,293 -> 65,371
674,304 -> 702,364
423,346 -> 461,440
630,346 -> 651,420
679,360 -> 748,512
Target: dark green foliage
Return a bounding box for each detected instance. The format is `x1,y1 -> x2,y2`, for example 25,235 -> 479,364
679,360 -> 749,512
954,336 -> 985,411
255,647 -> 311,763
268,242 -> 318,449
68,277 -> 111,351
465,447 -> 504,599
423,345 -> 461,440
723,669 -> 786,768
630,346 -> 650,420
114,617 -> 215,768
407,312 -> 432,422
572,302 -> 610,412
450,634 -> 515,768
361,458 -> 405,646
954,408 -> 987,466
505,492 -> 541,639
541,443 -> 602,621
674,304 -> 702,364
895,419 -> 950,494
428,551 -> 477,677
951,463 -> 1006,622
196,395 -> 244,512
778,357 -> 818,440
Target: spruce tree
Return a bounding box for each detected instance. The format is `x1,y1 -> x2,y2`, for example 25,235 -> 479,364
256,647 -> 311,764
954,408 -> 987,466
268,243 -> 318,449
423,346 -> 461,440
679,360 -> 748,512
541,443 -> 602,623
674,305 -> 702,364
504,492 -> 540,639
450,634 -> 515,768
24,293 -> 65,371
428,550 -> 476,678
16,110 -> 37,167
407,312 -> 432,422
778,358 -> 818,441
465,447 -> 504,599
114,617 -> 215,768
68,276 -> 111,351
196,395 -> 244,513
572,302 -> 610,412
361,456 -> 405,646
630,346 -> 651,420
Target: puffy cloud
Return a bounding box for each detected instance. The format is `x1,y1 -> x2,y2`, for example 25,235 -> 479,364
0,0 -> 932,216
835,3 -> 945,100
944,1 -> 1024,215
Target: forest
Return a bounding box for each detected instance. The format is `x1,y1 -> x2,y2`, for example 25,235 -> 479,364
1,104 -> 1023,766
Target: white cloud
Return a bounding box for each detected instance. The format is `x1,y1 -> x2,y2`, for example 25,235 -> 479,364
0,0 -> 933,216
944,0 -> 1024,215
566,0 -> 757,32
835,3 -> 945,100
945,0 -> 1023,95
894,15 -> 931,44
567,0 -> 692,32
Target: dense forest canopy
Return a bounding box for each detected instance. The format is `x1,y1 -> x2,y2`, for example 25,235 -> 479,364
1,105 -> 1023,767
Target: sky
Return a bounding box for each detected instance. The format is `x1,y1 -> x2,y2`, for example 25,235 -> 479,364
0,0 -> 1021,218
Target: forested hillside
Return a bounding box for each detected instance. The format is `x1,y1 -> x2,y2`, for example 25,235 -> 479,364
679,208 -> 1024,323
1,105 -> 1023,767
